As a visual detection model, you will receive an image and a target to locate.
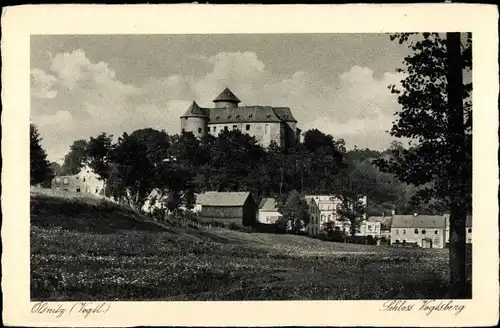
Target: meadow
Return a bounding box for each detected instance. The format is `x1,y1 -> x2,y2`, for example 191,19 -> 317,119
31,188 -> 459,301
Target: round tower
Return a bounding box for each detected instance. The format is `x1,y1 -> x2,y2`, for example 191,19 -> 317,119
180,101 -> 208,138
213,87 -> 241,108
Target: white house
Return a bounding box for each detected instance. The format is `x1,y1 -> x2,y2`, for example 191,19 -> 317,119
258,198 -> 282,224
305,197 -> 321,235
358,219 -> 382,238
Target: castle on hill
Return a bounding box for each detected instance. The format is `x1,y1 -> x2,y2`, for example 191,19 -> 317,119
180,88 -> 301,149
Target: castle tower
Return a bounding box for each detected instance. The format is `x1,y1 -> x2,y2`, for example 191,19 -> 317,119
213,87 -> 241,108
180,101 -> 208,137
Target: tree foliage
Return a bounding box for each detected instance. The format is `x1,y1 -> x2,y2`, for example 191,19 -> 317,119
60,139 -> 88,175
30,123 -> 52,185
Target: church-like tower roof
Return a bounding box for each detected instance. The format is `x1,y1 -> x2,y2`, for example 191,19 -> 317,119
213,87 -> 241,104
180,101 -> 208,118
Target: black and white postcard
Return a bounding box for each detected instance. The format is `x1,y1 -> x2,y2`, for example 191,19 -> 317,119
2,4 -> 499,327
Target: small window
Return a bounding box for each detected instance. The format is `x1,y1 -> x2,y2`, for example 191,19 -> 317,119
95,188 -> 99,193
266,114 -> 271,118
76,187 -> 81,192
76,176 -> 79,180
422,229 -> 426,234
227,115 -> 232,119
232,125 -> 237,130
403,240 -> 406,244
435,230 -> 439,234
83,177 -> 86,182
265,124 -> 269,134
414,229 -> 419,234
403,229 -> 406,234
468,228 -> 472,233
246,124 -> 250,131
284,114 -> 288,118
395,240 -> 400,243
198,128 -> 202,133
213,127 -> 216,132
182,128 -> 185,132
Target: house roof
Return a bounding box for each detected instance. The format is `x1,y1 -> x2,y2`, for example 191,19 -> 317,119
213,88 -> 241,104
180,101 -> 209,118
196,191 -> 251,207
259,197 -> 279,211
391,215 -> 447,229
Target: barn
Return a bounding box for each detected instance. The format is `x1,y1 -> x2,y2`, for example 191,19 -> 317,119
197,191 -> 257,226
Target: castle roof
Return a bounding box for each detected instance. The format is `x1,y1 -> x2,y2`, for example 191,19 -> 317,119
213,88 -> 241,104
208,106 -> 297,124
180,101 -> 208,118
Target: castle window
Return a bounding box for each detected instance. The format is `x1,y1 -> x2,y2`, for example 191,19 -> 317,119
266,114 -> 271,118
402,229 -> 406,234
246,124 -> 250,131
232,125 -> 237,130
227,115 -> 232,119
468,228 -> 472,233
76,177 -> 79,180
435,230 -> 439,234
284,114 -> 289,118
198,128 -> 202,133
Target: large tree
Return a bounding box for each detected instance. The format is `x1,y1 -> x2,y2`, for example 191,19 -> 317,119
30,123 -> 51,185
86,133 -> 115,195
61,139 -> 89,175
375,32 -> 472,298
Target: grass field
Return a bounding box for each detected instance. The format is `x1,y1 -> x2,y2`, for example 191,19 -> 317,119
31,188 -> 464,301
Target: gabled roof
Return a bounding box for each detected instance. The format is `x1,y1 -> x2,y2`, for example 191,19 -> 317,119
391,215 -> 447,229
196,191 -> 251,207
213,88 -> 241,104
259,197 -> 279,211
180,101 -> 209,118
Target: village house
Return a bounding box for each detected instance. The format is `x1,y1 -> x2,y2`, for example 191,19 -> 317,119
305,197 -> 321,236
257,198 -> 282,224
180,88 -> 301,149
365,214 -> 393,240
197,191 -> 257,226
51,165 -> 104,196
358,219 -> 382,238
390,214 -> 448,248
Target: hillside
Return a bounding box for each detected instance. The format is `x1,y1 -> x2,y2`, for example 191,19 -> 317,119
30,188 -> 452,301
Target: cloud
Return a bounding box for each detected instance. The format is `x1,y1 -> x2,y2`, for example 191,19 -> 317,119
31,49 -> 403,161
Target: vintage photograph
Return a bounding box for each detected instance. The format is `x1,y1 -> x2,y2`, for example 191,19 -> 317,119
29,32 -> 473,301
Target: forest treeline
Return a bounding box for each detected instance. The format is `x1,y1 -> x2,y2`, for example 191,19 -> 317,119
32,123 -> 448,217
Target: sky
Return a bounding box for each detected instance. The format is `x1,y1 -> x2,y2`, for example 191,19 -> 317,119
30,34 -> 413,162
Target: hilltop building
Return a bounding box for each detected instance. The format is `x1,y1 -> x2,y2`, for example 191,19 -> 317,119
180,88 -> 301,148
51,165 -> 104,196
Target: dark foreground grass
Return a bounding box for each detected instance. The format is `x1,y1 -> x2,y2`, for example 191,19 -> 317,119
30,188 -> 462,301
